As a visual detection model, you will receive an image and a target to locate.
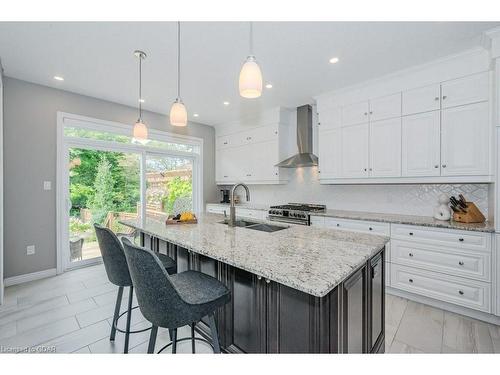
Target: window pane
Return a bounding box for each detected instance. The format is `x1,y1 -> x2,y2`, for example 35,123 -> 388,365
145,154 -> 193,220
64,126 -> 199,153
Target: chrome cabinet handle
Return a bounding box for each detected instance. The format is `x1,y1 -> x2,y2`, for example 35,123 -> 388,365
458,261 -> 464,266
265,279 -> 271,284
458,238 -> 464,242
434,97 -> 439,101
369,227 -> 373,231
409,232 -> 414,236
364,168 -> 367,171
364,112 -> 368,115
369,111 -> 373,114
336,223 -> 340,227
223,141 -> 228,145
257,276 -> 262,280
409,279 -> 414,283
223,175 -> 228,178
458,290 -> 464,295
442,95 -> 447,100
408,253 -> 414,257
442,164 -> 447,168
434,165 -> 439,168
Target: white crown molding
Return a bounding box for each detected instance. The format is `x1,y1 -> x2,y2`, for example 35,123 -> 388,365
4,268 -> 57,287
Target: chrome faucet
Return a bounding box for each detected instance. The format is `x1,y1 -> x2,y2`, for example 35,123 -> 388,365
228,183 -> 250,227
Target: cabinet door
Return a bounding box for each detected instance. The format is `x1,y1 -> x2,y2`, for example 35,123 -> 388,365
342,265 -> 367,353
249,140 -> 280,181
342,101 -> 370,126
216,148 -> 233,182
441,72 -> 489,109
369,118 -> 402,177
340,124 -> 369,178
402,84 -> 441,115
231,268 -> 266,353
318,106 -> 341,129
401,111 -> 441,177
318,128 -> 341,178
369,252 -> 384,353
369,93 -> 401,121
441,102 -> 490,176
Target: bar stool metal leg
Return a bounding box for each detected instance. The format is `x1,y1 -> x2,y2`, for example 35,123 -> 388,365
147,325 -> 158,354
191,322 -> 196,353
170,329 -> 178,354
110,286 -> 124,341
208,314 -> 221,353
124,286 -> 134,354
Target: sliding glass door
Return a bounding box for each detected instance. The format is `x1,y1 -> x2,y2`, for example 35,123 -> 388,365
58,112 -> 203,272
66,147 -> 141,267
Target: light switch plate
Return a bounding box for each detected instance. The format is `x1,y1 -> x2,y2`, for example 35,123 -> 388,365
26,245 -> 35,255
43,181 -> 52,190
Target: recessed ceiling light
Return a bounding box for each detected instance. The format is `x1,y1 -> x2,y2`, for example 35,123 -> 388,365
265,83 -> 273,89
223,101 -> 230,106
138,98 -> 145,103
193,113 -> 199,117
54,76 -> 64,81
329,57 -> 339,64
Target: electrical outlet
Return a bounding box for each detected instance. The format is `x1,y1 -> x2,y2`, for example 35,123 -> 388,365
26,245 -> 35,255
43,181 -> 52,190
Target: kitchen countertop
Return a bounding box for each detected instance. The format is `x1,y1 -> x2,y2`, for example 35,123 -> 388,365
121,213 -> 389,298
311,209 -> 495,233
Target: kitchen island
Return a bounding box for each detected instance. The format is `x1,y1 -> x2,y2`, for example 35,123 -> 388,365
121,213 -> 389,353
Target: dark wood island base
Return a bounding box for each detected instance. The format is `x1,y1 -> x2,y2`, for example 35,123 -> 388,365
141,233 -> 385,354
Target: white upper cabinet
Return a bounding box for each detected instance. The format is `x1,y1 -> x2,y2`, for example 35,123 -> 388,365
341,124 -> 369,178
248,140 -> 281,181
369,93 -> 402,122
441,101 -> 490,176
441,72 -> 489,109
402,84 -> 441,116
369,118 -> 402,177
402,111 -> 441,177
318,106 -> 341,129
341,101 -> 370,126
318,128 -> 341,178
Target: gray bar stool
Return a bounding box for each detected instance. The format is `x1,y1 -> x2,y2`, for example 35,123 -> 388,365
94,224 -> 177,353
121,238 -> 231,354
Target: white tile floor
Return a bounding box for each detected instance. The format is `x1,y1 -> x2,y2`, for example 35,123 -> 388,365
1,264 -> 499,354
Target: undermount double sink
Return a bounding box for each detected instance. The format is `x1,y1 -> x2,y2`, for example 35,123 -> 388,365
219,219 -> 288,233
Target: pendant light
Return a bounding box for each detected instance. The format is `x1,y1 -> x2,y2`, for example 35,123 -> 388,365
133,50 -> 148,142
239,22 -> 263,99
170,21 -> 188,127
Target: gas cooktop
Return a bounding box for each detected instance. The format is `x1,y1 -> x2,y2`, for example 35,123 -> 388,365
268,203 -> 326,225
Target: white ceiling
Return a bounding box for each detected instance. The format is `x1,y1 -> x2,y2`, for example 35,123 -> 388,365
0,22 -> 499,127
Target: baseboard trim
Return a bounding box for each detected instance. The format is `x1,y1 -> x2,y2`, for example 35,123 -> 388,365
4,268 -> 57,287
387,286 -> 500,326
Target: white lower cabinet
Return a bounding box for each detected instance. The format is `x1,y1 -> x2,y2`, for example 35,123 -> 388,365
391,264 -> 491,313
311,216 -> 494,315
205,204 -> 265,220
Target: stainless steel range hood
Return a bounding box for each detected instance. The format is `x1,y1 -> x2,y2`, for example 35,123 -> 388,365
275,105 -> 318,168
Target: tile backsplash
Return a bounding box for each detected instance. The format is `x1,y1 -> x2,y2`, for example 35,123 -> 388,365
223,168 -> 491,218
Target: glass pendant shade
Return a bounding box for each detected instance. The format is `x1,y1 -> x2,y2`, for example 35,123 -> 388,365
239,55 -> 263,98
170,99 -> 188,127
133,120 -> 148,141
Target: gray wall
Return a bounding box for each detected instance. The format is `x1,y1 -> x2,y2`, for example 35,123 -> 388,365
3,77 -> 217,278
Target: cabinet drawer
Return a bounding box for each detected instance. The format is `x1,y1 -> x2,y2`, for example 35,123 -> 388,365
391,240 -> 491,282
324,217 -> 390,236
391,264 -> 491,312
310,215 -> 325,227
391,224 -> 491,252
206,204 -> 228,215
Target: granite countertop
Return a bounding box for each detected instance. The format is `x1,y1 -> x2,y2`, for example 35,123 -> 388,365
311,209 -> 495,233
121,213 -> 389,298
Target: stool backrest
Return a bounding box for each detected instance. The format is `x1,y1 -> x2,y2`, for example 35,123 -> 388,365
94,224 -> 132,287
121,237 -> 189,328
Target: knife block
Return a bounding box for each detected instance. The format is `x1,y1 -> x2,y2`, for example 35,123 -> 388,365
452,202 -> 486,223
